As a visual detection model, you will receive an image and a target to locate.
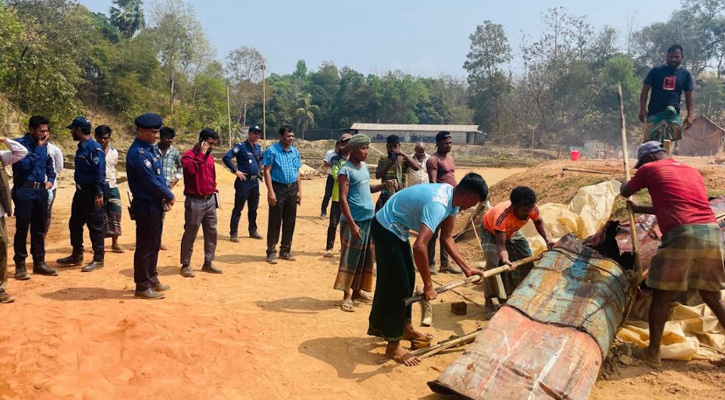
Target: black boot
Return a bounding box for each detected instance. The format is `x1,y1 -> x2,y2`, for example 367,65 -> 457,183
57,248 -> 83,266
14,262 -> 29,281
33,261 -> 58,277
81,260 -> 104,273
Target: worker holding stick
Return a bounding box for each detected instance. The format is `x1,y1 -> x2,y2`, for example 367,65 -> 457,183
621,141 -> 725,367
367,173 -> 487,367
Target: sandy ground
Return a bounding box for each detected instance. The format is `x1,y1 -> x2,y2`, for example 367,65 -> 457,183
0,164 -> 723,400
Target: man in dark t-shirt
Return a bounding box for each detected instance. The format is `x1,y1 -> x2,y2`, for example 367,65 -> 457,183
639,44 -> 695,143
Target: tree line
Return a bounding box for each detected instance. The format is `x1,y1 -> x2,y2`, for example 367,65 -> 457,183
0,0 -> 723,146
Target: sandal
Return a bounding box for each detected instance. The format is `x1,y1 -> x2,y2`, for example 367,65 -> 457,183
340,299 -> 355,312
112,245 -> 125,253
352,290 -> 373,303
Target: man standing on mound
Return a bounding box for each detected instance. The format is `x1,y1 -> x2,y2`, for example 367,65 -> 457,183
368,173 -> 488,366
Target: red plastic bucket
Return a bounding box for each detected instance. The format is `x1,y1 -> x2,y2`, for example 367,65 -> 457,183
570,150 -> 581,161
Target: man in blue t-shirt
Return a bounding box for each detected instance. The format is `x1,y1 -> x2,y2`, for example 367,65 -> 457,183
367,173 -> 487,367
639,44 -> 695,143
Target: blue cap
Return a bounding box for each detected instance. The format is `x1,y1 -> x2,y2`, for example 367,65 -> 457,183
635,141 -> 665,168
66,117 -> 91,130
248,125 -> 262,133
134,113 -> 163,129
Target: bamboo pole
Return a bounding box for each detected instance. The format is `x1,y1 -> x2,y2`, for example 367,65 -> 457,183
403,254 -> 542,306
226,86 -> 232,148
561,167 -> 612,176
412,329 -> 482,359
262,63 -> 267,149
617,85 -> 642,279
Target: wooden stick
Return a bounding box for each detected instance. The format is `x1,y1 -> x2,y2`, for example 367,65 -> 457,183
416,330 -> 481,359
403,254 -> 542,306
618,85 -> 642,279
561,167 -> 612,175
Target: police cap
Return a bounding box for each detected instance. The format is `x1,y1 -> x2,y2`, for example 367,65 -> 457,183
135,113 -> 163,129
66,117 -> 91,130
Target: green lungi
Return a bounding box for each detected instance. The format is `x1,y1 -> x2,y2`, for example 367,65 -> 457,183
647,223 -> 725,292
481,230 -> 534,299
334,219 -> 375,293
643,106 -> 682,143
368,218 -> 415,342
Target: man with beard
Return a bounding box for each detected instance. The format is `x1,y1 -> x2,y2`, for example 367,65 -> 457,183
12,116 -> 57,280
426,131 -> 460,274
375,135 -> 419,211
639,44 -> 695,143
57,117 -> 107,272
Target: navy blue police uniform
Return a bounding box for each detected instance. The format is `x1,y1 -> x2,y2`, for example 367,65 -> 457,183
12,134 -> 56,272
126,113 -> 174,294
222,127 -> 263,237
67,117 -> 107,265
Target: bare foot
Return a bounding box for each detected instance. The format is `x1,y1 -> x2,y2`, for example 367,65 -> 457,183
112,245 -> 125,253
632,346 -> 662,367
386,342 -> 421,367
403,325 -> 433,342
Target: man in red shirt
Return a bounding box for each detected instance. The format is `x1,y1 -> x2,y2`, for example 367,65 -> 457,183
621,141 -> 725,367
179,129 -> 222,278
426,131 -> 460,274
481,187 -> 554,313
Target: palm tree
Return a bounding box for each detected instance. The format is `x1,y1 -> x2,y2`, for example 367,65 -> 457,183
110,0 -> 145,39
295,94 -> 320,140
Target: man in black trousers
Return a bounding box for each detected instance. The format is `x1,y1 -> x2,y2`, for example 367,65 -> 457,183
262,126 -> 302,264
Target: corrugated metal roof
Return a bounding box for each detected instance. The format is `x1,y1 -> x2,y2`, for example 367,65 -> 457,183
350,123 -> 481,132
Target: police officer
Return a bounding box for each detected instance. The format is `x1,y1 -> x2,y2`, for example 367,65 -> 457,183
12,115 -> 57,279
222,125 -> 263,242
57,117 -> 107,272
126,113 -> 175,300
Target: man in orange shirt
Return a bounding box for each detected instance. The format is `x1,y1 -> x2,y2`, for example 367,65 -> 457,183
481,186 -> 554,313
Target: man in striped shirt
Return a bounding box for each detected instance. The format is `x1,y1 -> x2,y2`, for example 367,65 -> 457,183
480,187 -> 554,313
154,126 -> 182,251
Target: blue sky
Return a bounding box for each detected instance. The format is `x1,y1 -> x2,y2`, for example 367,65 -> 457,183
80,0 -> 681,77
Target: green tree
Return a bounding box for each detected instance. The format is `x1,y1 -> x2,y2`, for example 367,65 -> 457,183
464,20 -> 512,133
225,46 -> 264,126
110,0 -> 145,39
295,93 -> 319,140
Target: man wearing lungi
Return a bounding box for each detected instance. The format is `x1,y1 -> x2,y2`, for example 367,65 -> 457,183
95,125 -> 124,253
622,141 -> 725,367
368,173 -> 487,366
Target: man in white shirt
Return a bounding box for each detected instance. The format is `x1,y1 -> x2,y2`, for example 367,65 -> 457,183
407,142 -> 430,187
0,137 -> 28,303
44,139 -> 64,233
320,141 -> 340,219
95,126 -> 124,252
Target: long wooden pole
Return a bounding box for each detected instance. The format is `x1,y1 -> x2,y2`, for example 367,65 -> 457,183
262,63 -> 266,149
226,86 -> 232,148
414,329 -> 482,359
617,85 -> 641,279
403,254 -> 542,306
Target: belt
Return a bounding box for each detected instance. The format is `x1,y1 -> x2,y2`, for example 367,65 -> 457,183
76,183 -> 99,190
187,194 -> 214,201
239,173 -> 258,180
20,182 -> 45,189
272,181 -> 297,188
